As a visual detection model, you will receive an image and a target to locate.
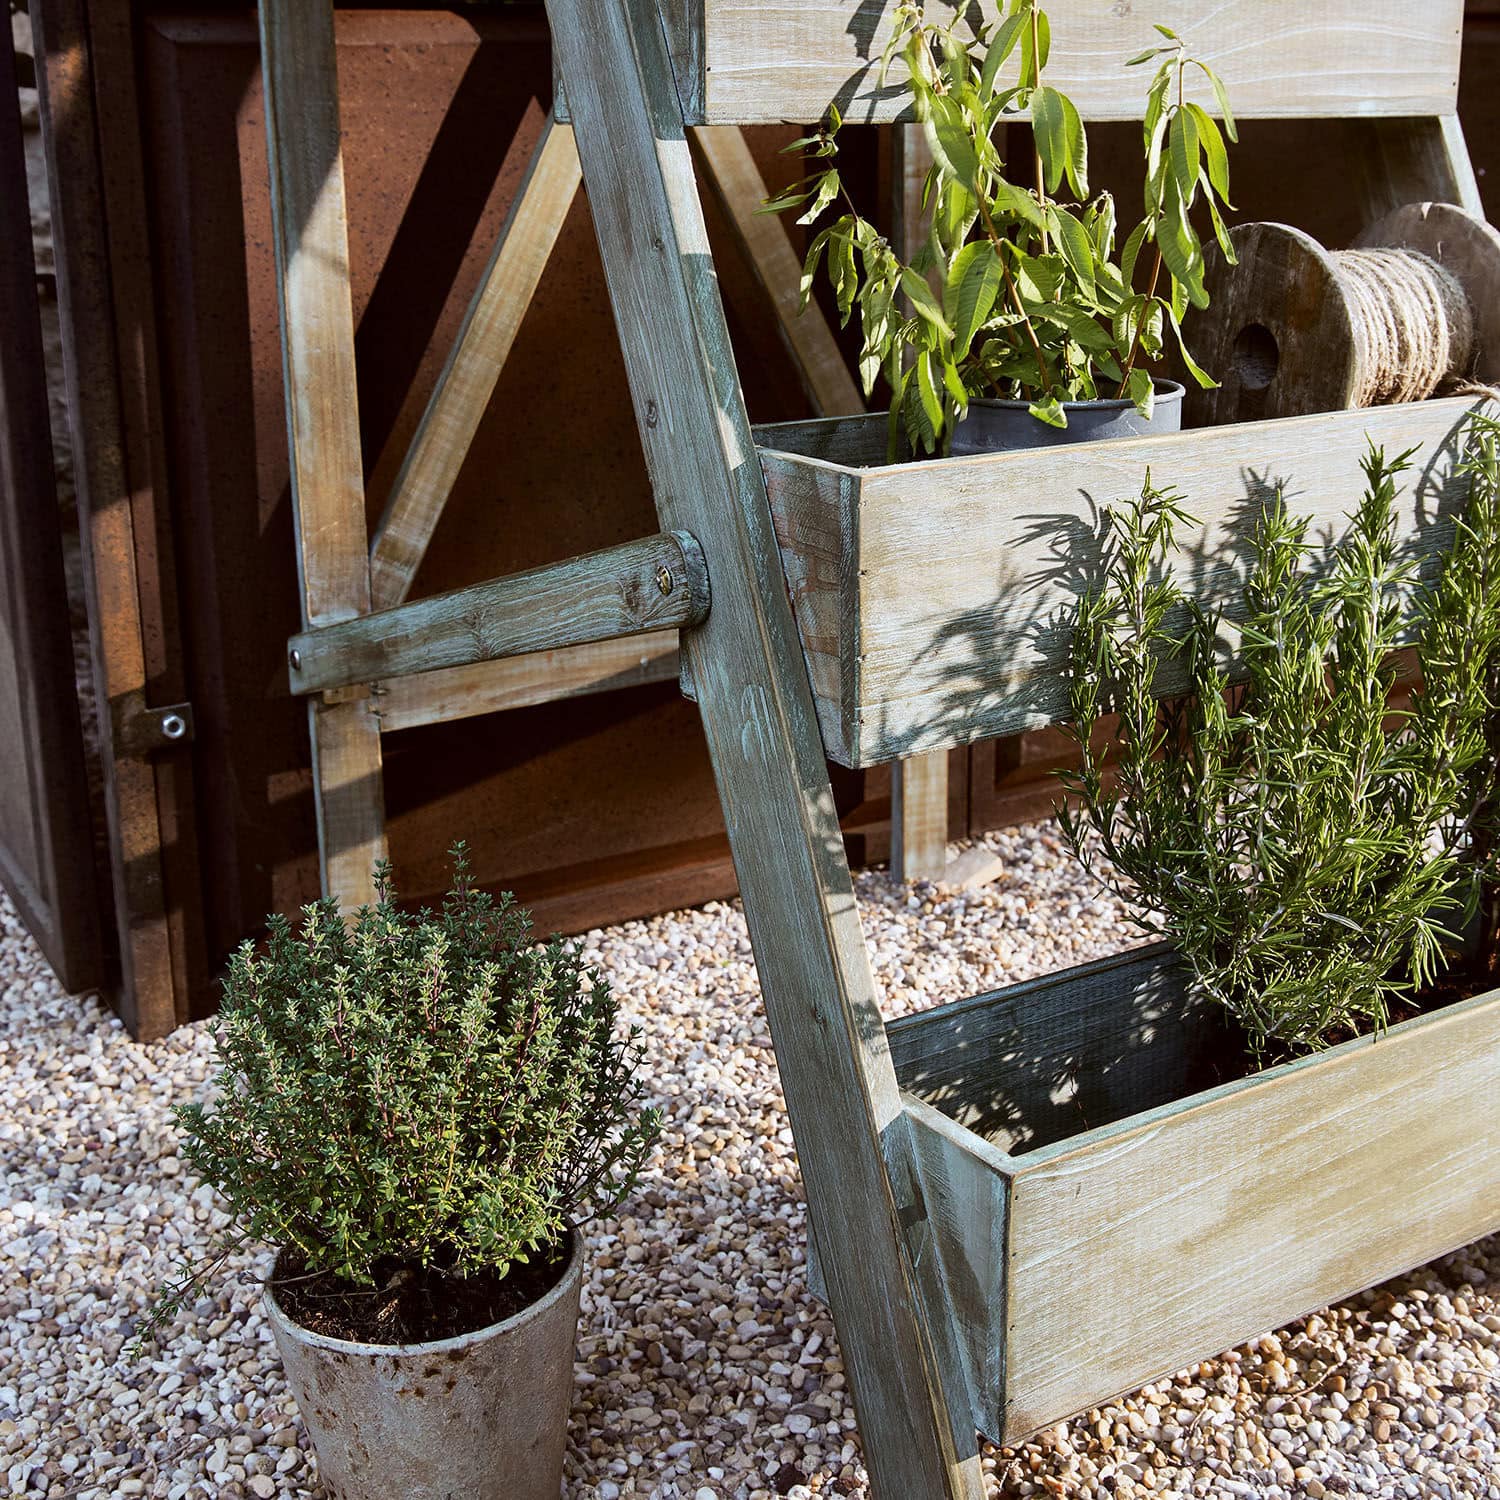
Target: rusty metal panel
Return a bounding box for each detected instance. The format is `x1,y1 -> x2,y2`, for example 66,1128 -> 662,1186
0,20 -> 103,993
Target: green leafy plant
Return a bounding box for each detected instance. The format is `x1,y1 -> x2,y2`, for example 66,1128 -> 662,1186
764,0 -> 1236,451
1057,416 -> 1500,1060
135,848 -> 658,1349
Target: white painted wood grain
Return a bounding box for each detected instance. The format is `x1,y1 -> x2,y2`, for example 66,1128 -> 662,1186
685,0 -> 1461,125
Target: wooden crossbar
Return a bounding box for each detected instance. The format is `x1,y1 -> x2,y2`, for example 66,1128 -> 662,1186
288,532 -> 708,696
374,631 -> 680,732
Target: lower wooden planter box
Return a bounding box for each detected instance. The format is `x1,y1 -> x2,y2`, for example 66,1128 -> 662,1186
756,396 -> 1487,769
885,947 -> 1500,1445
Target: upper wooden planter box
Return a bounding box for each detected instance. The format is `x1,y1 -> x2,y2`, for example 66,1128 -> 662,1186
757,396 -> 1487,769
652,0 -> 1461,124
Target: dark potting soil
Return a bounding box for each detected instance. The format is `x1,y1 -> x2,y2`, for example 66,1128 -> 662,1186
273,1236 -> 570,1346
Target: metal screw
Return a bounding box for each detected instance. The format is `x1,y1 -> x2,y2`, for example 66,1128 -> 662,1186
289,648 -> 302,671
160,713 -> 188,741
655,565 -> 674,596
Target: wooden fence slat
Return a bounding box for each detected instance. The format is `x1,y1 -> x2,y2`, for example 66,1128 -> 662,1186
289,532 -> 708,696
368,115 -> 583,611
259,0 -> 385,908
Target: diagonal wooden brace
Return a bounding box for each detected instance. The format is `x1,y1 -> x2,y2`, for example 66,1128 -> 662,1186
288,531 -> 709,697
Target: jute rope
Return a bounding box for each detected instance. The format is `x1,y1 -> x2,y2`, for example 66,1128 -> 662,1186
1333,248 -> 1476,406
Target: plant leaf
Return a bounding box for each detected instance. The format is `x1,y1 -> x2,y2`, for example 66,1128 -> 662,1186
1032,86 -> 1069,195
944,240 -> 1005,357
1169,105 -> 1200,207
1185,102 -> 1231,204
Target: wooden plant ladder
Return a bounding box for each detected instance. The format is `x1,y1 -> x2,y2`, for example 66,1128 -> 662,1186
262,1 -> 1486,1495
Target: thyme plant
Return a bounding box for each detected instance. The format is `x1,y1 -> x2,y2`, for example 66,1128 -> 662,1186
765,1 -> 1236,451
138,849 -> 658,1347
1058,417 -> 1500,1060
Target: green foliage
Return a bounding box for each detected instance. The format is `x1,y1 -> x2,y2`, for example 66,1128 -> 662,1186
167,847 -> 658,1293
1057,417 -> 1500,1060
763,1 -> 1236,452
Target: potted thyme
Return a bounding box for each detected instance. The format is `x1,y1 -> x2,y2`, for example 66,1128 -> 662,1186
137,848 -> 659,1500
1057,415 -> 1500,1061
766,0 -> 1237,455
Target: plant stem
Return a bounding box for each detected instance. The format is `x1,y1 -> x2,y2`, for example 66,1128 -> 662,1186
1115,247 -> 1163,396
1117,51 -> 1183,399
1031,6 -> 1049,255
975,196 -> 1051,394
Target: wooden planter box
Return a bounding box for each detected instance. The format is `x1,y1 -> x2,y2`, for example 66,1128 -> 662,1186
885,947 -> 1500,1444
757,396 -> 1486,768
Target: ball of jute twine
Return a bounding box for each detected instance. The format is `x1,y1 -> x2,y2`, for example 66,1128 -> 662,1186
1333,248 -> 1476,406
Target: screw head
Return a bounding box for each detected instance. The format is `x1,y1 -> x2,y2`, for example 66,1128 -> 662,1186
655,565 -> 674,596
289,648 -> 302,671
160,713 -> 187,741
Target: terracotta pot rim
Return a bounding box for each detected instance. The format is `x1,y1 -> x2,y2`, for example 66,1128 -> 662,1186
965,378 -> 1186,415
262,1223 -> 583,1359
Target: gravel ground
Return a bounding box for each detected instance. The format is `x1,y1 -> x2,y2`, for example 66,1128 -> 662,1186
2,822 -> 1497,1499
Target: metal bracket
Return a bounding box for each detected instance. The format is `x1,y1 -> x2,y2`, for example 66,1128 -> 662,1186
116,699 -> 195,756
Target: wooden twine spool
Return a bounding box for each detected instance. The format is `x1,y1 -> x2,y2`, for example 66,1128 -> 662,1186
1188,203 -> 1500,425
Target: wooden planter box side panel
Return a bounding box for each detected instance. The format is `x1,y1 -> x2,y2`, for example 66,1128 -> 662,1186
762,448 -> 854,762
761,397 -> 1485,768
1005,986 -> 1500,1440
679,0 -> 1462,125
896,959 -> 1500,1446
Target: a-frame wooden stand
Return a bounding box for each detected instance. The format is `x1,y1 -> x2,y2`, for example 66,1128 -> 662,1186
261,2 -> 1497,1496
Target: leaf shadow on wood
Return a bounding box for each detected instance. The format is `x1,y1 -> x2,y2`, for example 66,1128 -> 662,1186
870,422 -> 1474,766
888,945 -> 1244,1157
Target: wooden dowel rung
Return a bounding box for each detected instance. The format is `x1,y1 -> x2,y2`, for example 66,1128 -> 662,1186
288,531 -> 708,697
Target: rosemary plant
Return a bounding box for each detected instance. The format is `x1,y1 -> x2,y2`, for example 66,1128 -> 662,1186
765,0 -> 1236,450
1058,416 -> 1500,1060
136,848 -> 658,1349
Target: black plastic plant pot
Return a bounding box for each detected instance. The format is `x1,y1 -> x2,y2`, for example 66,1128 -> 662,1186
950,379 -> 1186,456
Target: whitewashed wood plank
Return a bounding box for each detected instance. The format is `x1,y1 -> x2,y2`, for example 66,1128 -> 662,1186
761,397 -> 1491,766
259,0 -> 385,907
367,116 -> 583,611
684,0 -> 1461,125
374,631 -> 679,732
893,749 -> 949,880
1003,983 -> 1500,1442
549,0 -> 986,1487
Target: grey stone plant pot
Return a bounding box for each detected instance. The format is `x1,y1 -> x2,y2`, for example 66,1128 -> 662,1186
264,1228 -> 583,1500
949,378 -> 1186,455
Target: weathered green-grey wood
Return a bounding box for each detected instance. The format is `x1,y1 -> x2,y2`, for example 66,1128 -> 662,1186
259,0 -> 385,908
888,946 -> 1233,1153
1353,114 -> 1484,222
894,964 -> 1500,1444
760,396 -> 1490,766
547,0 -> 985,1490
287,532 -> 708,696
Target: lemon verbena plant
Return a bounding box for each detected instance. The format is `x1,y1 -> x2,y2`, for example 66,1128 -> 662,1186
765,1 -> 1236,452
135,848 -> 658,1349
1057,416 -> 1500,1061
